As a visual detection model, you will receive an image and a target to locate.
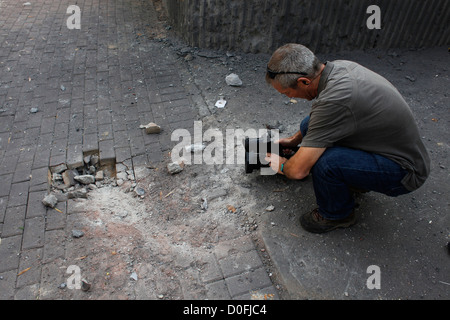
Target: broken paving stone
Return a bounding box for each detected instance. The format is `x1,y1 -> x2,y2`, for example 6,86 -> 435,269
87,165 -> 96,175
90,155 -> 99,165
116,171 -> 128,181
225,73 -> 242,86
62,169 -> 78,187
139,122 -> 161,134
50,163 -> 68,174
167,162 -> 183,174
67,188 -> 88,199
42,194 -> 58,208
83,155 -> 91,164
74,174 -> 95,185
95,170 -> 104,181
52,173 -> 63,182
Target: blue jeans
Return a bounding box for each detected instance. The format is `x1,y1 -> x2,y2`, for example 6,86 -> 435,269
300,116 -> 410,220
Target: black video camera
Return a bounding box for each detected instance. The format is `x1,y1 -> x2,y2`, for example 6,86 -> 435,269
244,134 -> 299,173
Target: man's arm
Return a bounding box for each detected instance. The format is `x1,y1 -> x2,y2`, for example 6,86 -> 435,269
267,147 -> 326,180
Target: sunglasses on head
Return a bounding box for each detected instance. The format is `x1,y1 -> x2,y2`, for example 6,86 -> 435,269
266,66 -> 308,79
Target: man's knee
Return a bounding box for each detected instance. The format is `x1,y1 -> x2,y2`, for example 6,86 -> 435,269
311,148 -> 342,179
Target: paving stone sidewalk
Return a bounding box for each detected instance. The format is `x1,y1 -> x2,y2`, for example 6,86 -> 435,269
0,0 -> 279,299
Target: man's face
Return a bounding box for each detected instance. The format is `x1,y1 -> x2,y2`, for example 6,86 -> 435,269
272,80 -> 313,100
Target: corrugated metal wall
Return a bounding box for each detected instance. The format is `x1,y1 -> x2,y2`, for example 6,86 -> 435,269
163,0 -> 450,53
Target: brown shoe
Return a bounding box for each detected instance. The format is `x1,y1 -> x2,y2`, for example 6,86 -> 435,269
300,208 -> 356,234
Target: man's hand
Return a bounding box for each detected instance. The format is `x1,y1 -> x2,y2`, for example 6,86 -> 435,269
265,153 -> 288,175
275,130 -> 304,148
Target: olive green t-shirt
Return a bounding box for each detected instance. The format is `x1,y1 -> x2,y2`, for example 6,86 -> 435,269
301,60 -> 430,191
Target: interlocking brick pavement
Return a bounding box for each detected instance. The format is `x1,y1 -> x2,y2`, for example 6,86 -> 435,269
0,0 -> 279,300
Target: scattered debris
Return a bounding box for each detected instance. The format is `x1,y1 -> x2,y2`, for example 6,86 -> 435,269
215,98 -> 227,108
134,187 -> 146,198
140,122 -> 161,134
167,162 -> 183,174
225,73 -> 243,86
17,267 -> 31,276
74,175 -> 95,185
95,170 -> 104,181
67,188 -> 88,199
81,279 -> 91,292
42,194 -> 58,208
405,75 -> 416,82
30,107 -> 38,113
265,205 -> 275,212
72,230 -> 85,238
62,170 -> 78,187
58,283 -> 67,289
130,272 -> 138,281
200,198 -> 208,210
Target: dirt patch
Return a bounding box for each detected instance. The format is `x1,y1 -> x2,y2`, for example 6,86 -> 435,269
49,155 -> 268,299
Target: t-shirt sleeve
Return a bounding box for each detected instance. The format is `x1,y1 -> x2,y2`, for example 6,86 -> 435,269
300,103 -> 356,148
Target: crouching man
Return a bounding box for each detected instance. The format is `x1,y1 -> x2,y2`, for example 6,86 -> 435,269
265,43 -> 430,233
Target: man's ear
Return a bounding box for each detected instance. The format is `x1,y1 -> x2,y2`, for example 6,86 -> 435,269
297,77 -> 311,86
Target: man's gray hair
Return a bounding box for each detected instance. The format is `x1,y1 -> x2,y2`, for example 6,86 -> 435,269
266,43 -> 322,88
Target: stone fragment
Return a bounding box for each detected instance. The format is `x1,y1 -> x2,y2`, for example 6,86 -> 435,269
72,230 -> 84,238
42,194 -> 58,208
140,122 -> 161,134
83,155 -> 91,164
167,162 -> 183,174
225,73 -> 242,86
74,175 -> 95,185
116,171 -> 128,181
50,163 -> 68,174
62,170 -> 78,187
95,170 -> 104,181
67,188 -> 88,199
90,155 -> 99,165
